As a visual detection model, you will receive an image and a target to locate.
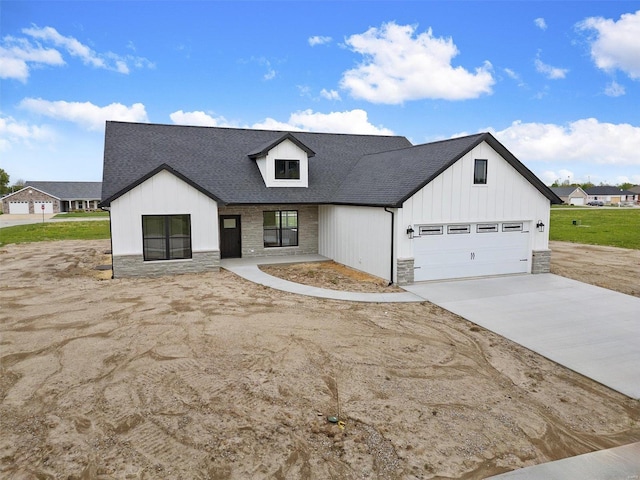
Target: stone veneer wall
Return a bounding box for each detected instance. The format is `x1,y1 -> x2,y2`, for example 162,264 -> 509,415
531,249 -> 551,274
396,258 -> 415,286
218,204 -> 318,258
2,189 -> 60,214
112,251 -> 220,278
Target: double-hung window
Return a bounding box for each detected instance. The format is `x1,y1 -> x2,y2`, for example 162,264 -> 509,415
474,159 -> 488,185
142,214 -> 192,261
263,210 -> 298,247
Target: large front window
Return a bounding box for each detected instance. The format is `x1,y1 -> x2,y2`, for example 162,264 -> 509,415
275,159 -> 300,179
142,214 -> 192,261
263,210 -> 298,247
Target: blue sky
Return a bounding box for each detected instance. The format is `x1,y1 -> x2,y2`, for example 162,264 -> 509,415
2,1 -> 640,186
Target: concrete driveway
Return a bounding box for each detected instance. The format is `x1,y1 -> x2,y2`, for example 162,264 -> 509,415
403,274 -> 640,399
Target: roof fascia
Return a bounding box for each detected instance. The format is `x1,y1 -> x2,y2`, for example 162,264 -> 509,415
247,133 -> 316,159
99,164 -> 224,207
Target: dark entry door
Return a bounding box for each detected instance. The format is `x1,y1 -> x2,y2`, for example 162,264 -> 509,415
219,215 -> 241,258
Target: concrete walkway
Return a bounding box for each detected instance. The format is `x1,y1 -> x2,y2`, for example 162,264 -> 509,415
221,255 -> 423,303
488,441 -> 640,479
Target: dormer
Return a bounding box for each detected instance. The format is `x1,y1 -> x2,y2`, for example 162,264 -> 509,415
248,133 -> 315,188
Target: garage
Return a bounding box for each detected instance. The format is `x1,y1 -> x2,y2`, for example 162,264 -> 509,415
9,202 -> 30,214
413,222 -> 531,282
34,201 -> 54,214
569,197 -> 584,206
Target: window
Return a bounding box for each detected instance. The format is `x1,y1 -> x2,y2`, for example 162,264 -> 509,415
275,159 -> 300,180
447,224 -> 471,234
474,159 -> 487,185
419,225 -> 443,235
502,222 -> 523,232
263,210 -> 298,247
477,223 -> 498,233
142,214 -> 192,261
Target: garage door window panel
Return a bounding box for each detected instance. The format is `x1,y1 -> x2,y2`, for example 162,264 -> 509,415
142,214 -> 192,261
447,225 -> 471,234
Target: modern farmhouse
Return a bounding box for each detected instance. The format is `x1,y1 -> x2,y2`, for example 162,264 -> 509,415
100,121 -> 561,284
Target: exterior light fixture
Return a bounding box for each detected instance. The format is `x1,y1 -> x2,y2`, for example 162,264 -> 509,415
406,225 -> 415,239
536,221 -> 545,232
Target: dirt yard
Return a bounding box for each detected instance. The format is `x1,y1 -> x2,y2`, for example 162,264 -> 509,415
1,240 -> 638,479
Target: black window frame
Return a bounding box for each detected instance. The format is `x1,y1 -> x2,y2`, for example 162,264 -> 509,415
275,159 -> 301,180
142,214 -> 192,261
263,210 -> 298,248
474,158 -> 488,185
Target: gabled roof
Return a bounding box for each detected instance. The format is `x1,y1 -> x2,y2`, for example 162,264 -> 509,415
101,122 -> 561,207
25,181 -> 102,200
550,186 -> 586,197
585,186 -> 636,195
2,185 -> 61,201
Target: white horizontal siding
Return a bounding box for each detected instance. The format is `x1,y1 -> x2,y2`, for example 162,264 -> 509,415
110,170 -> 219,256
319,205 -> 392,281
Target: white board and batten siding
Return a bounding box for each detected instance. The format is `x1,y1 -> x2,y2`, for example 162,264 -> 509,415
255,139 -> 309,188
319,205 -> 392,281
397,141 -> 551,281
110,169 -> 219,256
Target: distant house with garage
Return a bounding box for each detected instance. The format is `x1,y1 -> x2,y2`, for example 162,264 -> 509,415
1,182 -> 102,214
585,186 -> 638,206
549,186 -> 588,206
100,121 -> 561,284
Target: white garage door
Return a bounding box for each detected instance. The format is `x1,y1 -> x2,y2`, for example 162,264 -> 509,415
570,198 -> 584,206
9,202 -> 30,214
413,222 -> 531,282
34,201 -> 54,213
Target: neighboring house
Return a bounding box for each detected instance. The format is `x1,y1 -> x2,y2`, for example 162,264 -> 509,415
629,185 -> 640,203
585,186 -> 638,206
550,186 -> 588,205
100,121 -> 561,284
1,182 -> 102,214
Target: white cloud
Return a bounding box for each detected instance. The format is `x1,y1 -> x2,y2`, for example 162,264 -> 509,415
534,53 -> 568,79
20,98 -> 149,130
340,22 -> 494,103
490,118 -> 640,167
0,36 -> 64,81
320,88 -> 341,101
0,25 -> 154,82
170,110 -> 231,127
604,80 -> 625,97
577,10 -> 640,79
308,35 -> 332,46
534,18 -> 548,31
0,115 -> 55,151
252,109 -> 394,135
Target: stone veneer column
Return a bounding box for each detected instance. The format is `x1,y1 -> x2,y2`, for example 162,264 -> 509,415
396,258 -> 415,285
531,249 -> 551,274
112,251 -> 220,278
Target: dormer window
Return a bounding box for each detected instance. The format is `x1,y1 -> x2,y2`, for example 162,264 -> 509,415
275,159 -> 300,180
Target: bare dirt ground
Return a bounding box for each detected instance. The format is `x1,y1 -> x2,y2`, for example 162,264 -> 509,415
1,240 -> 638,480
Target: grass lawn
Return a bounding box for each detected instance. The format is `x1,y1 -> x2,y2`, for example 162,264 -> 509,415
550,208 -> 640,250
0,221 -> 110,246
53,211 -> 109,218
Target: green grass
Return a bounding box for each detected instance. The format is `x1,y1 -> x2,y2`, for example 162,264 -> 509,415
0,221 -> 110,246
550,208 -> 640,250
53,211 -> 109,218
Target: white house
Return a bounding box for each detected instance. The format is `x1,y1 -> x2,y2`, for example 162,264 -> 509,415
100,122 -> 561,284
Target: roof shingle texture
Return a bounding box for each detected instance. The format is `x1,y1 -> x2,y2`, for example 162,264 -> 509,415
26,181 -> 102,200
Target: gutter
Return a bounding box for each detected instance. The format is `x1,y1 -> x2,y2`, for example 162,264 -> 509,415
384,207 -> 394,286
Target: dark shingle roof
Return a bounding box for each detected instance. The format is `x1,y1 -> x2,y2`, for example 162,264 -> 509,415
25,181 -> 102,200
101,122 -> 560,207
585,186 -> 636,195
550,186 -> 586,197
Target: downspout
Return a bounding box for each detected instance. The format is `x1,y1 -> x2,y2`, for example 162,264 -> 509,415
384,207 -> 394,286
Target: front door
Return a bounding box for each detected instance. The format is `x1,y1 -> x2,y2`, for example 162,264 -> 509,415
220,215 -> 241,258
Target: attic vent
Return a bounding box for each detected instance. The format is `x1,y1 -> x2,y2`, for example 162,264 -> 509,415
447,225 -> 471,234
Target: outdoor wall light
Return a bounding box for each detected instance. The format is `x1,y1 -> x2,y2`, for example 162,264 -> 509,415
536,220 -> 545,232
406,225 -> 415,239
